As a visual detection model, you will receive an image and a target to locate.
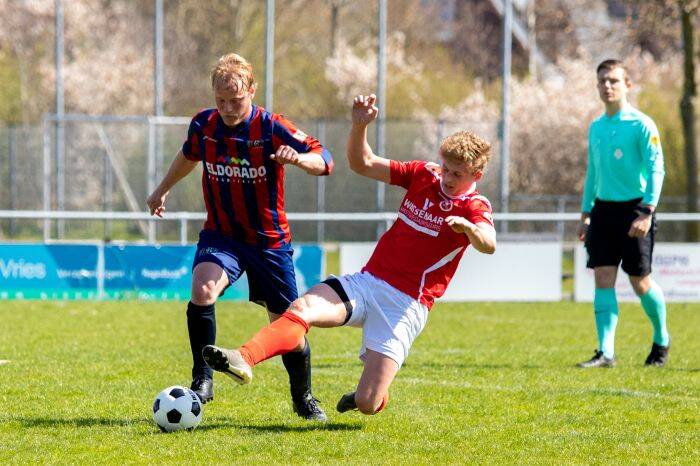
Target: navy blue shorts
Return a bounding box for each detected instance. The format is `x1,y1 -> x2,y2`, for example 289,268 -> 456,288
192,229 -> 298,314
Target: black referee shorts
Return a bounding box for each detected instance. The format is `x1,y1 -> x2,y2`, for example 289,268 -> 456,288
585,198 -> 657,276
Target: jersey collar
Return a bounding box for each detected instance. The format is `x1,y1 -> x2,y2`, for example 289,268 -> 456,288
217,105 -> 257,133
439,181 -> 477,200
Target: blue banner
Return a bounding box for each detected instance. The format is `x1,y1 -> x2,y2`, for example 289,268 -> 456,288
0,244 -> 98,299
0,243 -> 324,301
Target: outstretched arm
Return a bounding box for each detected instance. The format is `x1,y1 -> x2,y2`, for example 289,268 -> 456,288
146,150 -> 198,217
346,94 -> 391,183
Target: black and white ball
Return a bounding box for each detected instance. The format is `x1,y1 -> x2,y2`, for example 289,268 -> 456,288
152,385 -> 203,432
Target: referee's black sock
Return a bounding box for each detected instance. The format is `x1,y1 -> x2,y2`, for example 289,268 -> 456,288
282,337 -> 313,399
186,301 -> 216,380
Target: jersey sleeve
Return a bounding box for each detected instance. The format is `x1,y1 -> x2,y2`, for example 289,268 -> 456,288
272,114 -> 333,175
181,114 -> 203,162
389,160 -> 426,189
467,195 -> 494,228
580,125 -> 597,213
639,118 -> 665,207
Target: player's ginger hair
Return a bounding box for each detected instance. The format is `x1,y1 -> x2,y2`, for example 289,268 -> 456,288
440,131 -> 492,173
211,53 -> 256,92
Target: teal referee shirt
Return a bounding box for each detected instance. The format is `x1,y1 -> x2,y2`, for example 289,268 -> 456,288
581,105 -> 665,213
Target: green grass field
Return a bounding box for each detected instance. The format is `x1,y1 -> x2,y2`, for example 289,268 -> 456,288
1,301 -> 698,464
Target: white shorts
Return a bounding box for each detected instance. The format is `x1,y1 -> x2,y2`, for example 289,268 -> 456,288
336,271 -> 429,367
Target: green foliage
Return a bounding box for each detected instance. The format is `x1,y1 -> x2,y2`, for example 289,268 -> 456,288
391,47 -> 477,118
0,51 -> 22,124
1,301 -> 698,463
274,48 -> 347,118
638,84 -> 688,196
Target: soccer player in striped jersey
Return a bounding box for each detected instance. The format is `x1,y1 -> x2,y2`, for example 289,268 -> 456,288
577,59 -> 669,368
146,53 -> 333,420
202,94 -> 497,416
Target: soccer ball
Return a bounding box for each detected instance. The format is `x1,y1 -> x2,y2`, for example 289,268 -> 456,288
152,385 -> 203,432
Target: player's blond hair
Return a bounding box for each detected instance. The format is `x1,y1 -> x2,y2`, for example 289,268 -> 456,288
439,131 -> 492,173
211,53 -> 256,92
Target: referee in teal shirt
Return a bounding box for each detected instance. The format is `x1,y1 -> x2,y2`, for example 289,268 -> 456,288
577,59 -> 670,368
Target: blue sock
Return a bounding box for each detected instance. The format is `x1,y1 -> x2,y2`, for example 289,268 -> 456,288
594,288 -> 618,358
640,285 -> 670,346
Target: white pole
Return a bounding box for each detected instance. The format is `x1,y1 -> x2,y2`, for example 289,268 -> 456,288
43,116 -> 51,241
154,0 -> 164,116
499,0 -> 513,233
265,0 -> 275,111
376,0 -> 387,238
55,0 -> 65,238
147,118 -> 156,243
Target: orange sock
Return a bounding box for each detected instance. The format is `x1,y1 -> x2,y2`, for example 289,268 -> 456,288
373,393 -> 389,414
238,311 -> 309,367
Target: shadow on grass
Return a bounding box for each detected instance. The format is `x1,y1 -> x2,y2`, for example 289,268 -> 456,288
4,416 -> 150,428
664,367 -> 700,373
314,362 -> 357,369
4,416 -> 363,436
408,362 -> 545,370
197,421 -> 362,433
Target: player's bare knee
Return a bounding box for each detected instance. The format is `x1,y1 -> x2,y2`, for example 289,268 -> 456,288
594,268 -> 617,288
355,393 -> 382,415
287,295 -> 315,323
630,275 -> 652,296
191,279 -> 218,305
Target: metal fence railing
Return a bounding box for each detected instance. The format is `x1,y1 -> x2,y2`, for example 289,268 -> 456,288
1,115 -> 698,242
1,210 -> 699,245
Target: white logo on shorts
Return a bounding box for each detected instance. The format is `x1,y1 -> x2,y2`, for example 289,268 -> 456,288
614,148 -> 623,159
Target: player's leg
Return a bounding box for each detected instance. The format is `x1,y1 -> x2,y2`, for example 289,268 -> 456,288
187,261 -> 229,402
630,274 -> 669,361
592,266 -> 619,361
202,280 -> 350,382
187,231 -> 243,402
245,245 -> 331,420
623,217 -> 670,366
579,203 -> 620,368
266,310 -> 325,420
337,350 -> 398,415
337,273 -> 428,414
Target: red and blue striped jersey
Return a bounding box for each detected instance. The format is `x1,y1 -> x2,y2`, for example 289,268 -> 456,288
182,106 -> 333,249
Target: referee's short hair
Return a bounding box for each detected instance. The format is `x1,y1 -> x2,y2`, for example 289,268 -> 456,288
596,59 -> 631,84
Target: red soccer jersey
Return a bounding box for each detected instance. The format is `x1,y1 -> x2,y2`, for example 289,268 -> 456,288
363,160 -> 494,309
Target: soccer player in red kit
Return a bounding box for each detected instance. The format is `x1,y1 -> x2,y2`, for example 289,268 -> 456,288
202,94 -> 496,416
146,53 -> 332,420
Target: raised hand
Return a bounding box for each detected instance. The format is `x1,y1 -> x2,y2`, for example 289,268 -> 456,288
352,94 -> 379,126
